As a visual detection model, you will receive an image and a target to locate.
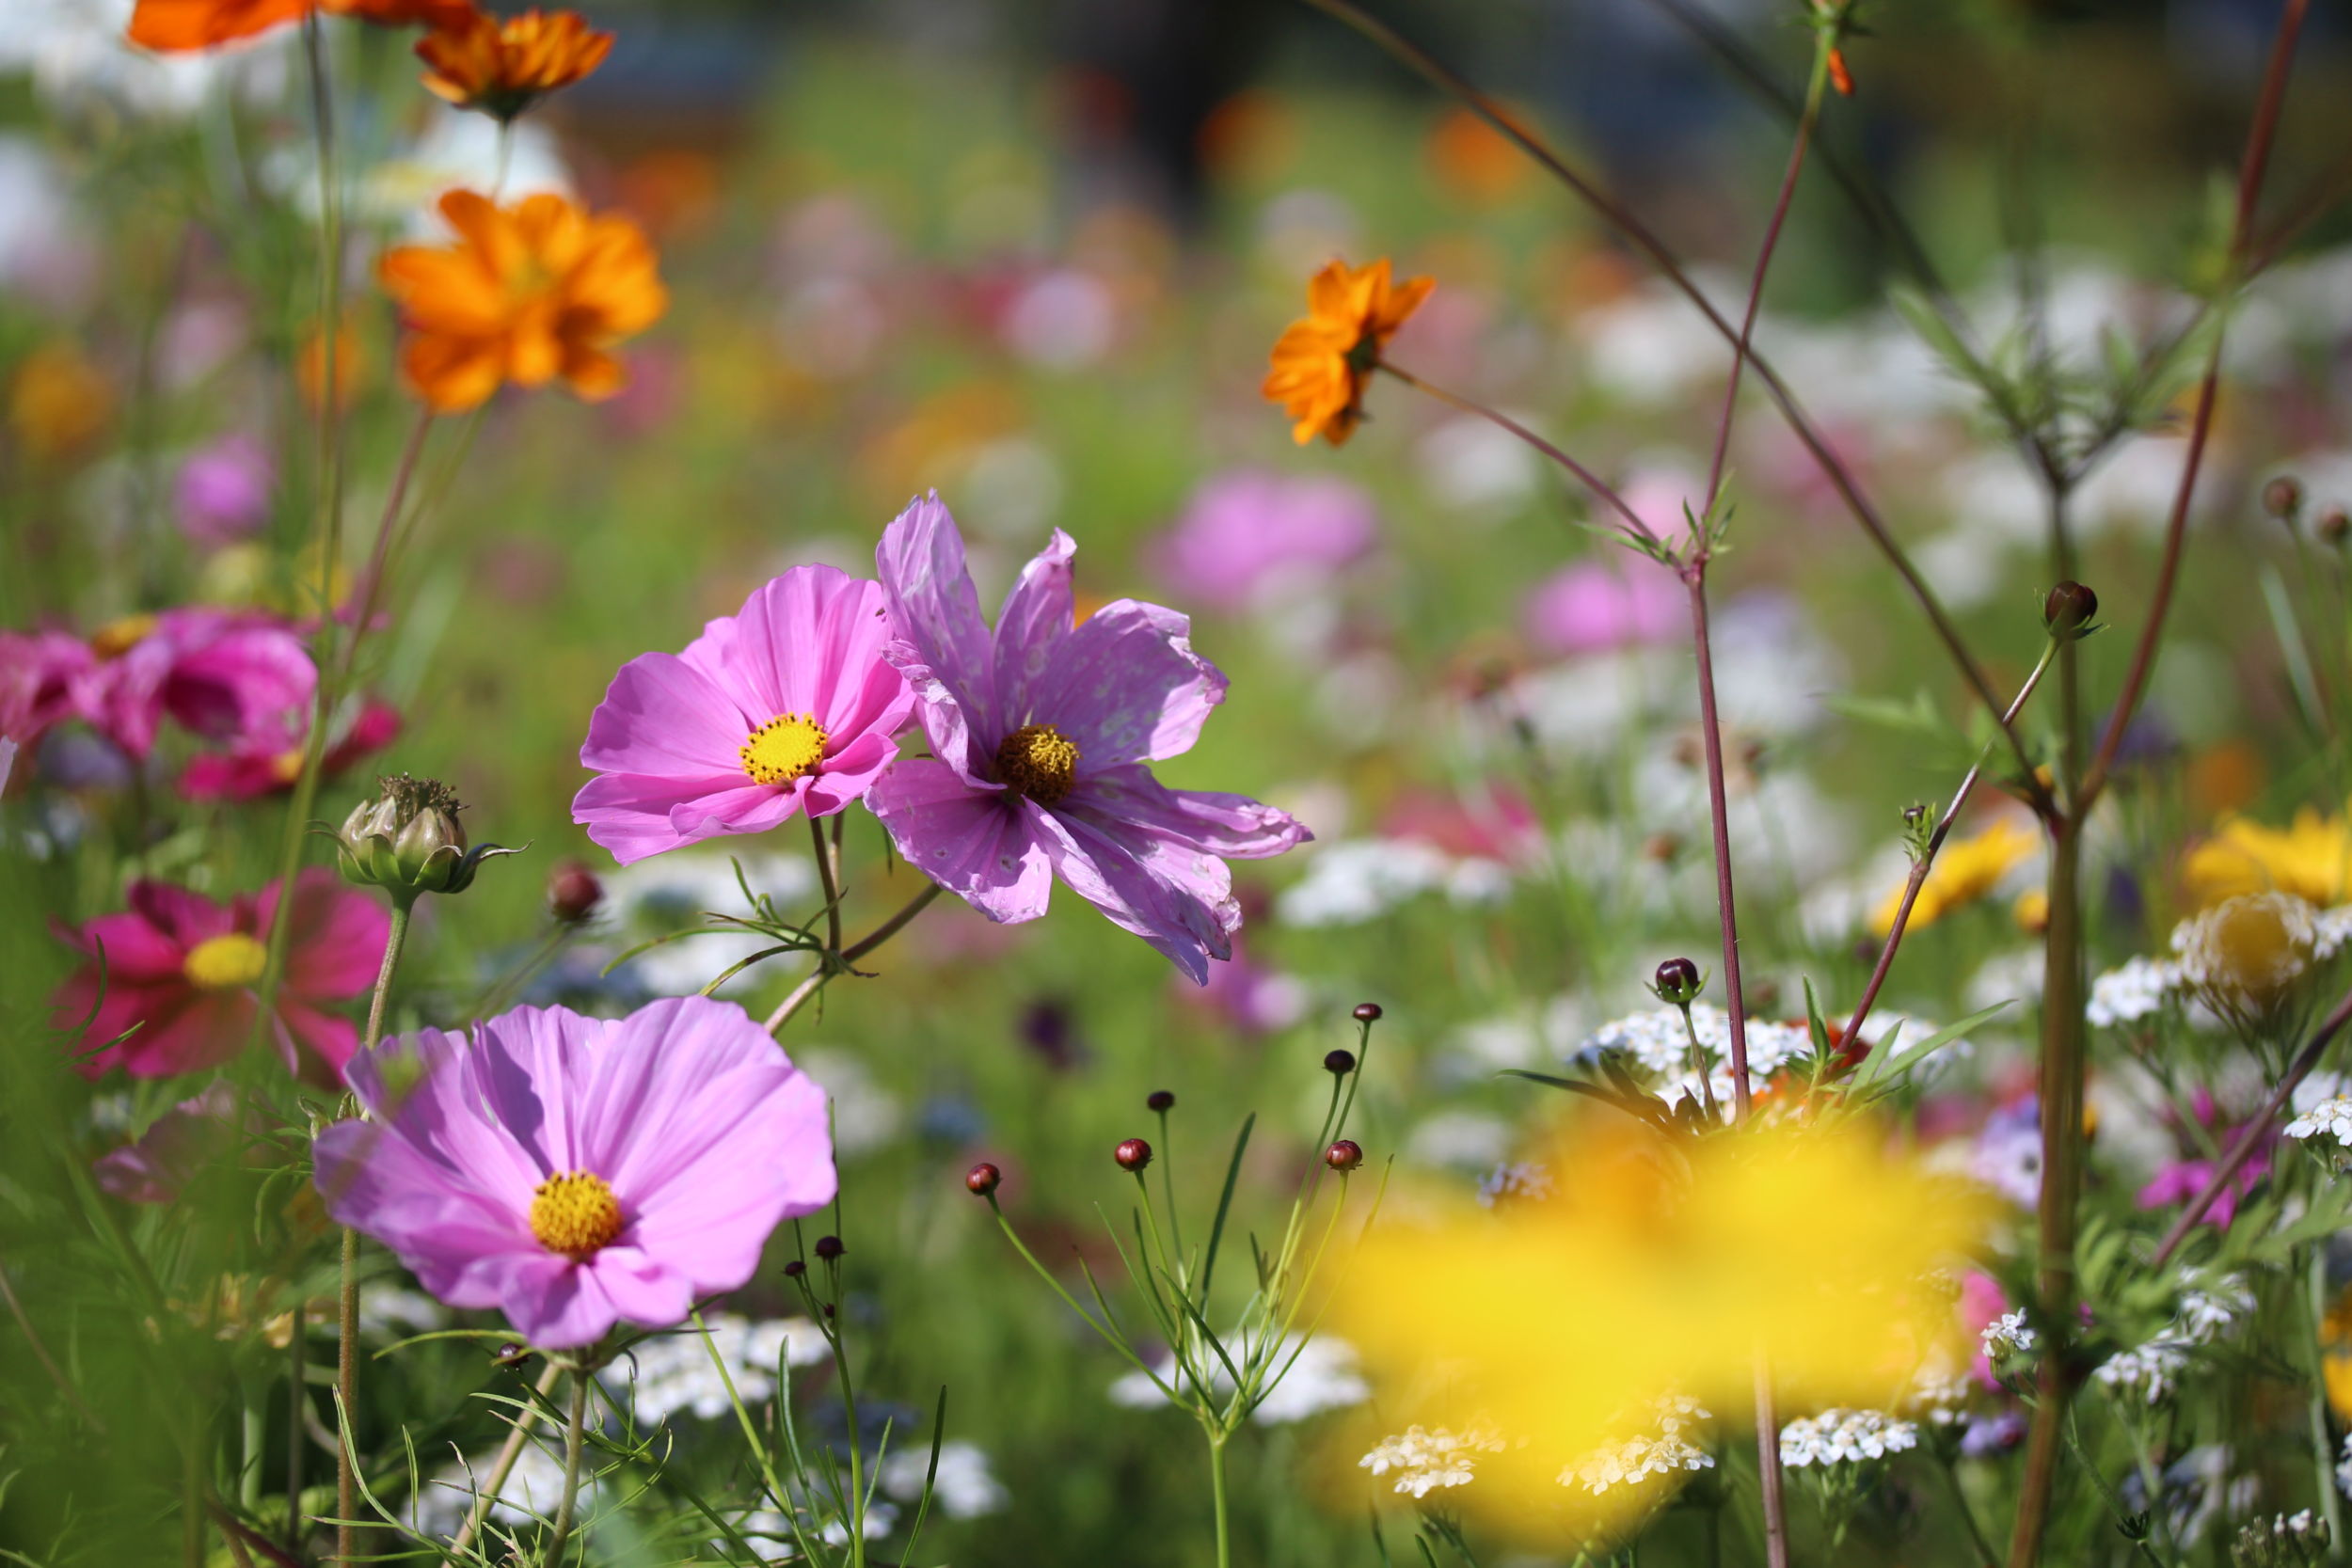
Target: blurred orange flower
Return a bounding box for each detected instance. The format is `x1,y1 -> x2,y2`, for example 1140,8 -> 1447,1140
417,6 -> 612,121
1262,257 -> 1432,447
378,190 -> 665,413
127,0 -> 469,52
296,318 -> 367,413
10,344 -> 113,458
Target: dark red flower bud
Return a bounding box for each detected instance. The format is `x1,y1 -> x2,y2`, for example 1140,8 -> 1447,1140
2264,475 -> 2304,518
2043,580 -> 2098,637
1352,1002 -> 1383,1022
493,1341 -> 530,1368
1115,1137 -> 1152,1172
1324,1048 -> 1358,1075
1147,1089 -> 1176,1113
1653,957 -> 1703,1004
2322,508 -> 2351,546
813,1235 -> 845,1260
965,1162 -> 1002,1196
1326,1139 -> 1364,1172
783,1259 -> 805,1278
547,858 -> 603,924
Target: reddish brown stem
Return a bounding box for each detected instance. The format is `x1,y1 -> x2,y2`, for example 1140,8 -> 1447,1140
2081,0 -> 2309,810
1684,569 -> 1754,1114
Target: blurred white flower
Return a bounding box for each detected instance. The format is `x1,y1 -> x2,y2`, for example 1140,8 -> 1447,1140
608,1315 -> 828,1425
878,1440 -> 1009,1519
1359,1423 -> 1504,1498
1778,1408 -> 1916,1467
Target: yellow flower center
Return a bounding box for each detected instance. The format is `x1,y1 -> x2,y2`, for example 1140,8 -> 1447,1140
183,932 -> 269,990
994,723 -> 1080,806
739,713 -> 829,785
528,1170 -> 624,1259
90,613 -> 159,659
270,750 -> 307,785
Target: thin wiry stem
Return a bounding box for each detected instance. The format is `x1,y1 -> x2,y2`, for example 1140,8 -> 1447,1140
443,1361 -> 564,1563
542,1370 -> 589,1563
764,883 -> 945,1034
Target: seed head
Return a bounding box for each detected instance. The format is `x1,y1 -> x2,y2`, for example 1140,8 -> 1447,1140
2263,475 -> 2304,519
1115,1137 -> 1152,1172
1326,1139 -> 1364,1172
964,1162 -> 1002,1197
2322,508 -> 2351,546
782,1259 -> 805,1278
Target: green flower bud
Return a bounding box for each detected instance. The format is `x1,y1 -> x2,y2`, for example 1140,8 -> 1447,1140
325,774 -> 520,906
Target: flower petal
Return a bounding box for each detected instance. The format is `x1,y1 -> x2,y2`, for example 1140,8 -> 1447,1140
1026,599 -> 1227,768
876,493 -> 998,783
865,757 -> 1050,925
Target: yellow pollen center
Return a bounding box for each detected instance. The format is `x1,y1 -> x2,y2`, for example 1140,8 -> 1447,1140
90,613 -> 159,659
528,1170 -> 624,1259
270,750 -> 306,785
994,723 -> 1081,806
183,932 -> 269,990
740,713 -> 829,785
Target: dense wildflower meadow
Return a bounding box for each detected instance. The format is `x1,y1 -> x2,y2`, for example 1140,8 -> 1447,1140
8,0 -> 2352,1563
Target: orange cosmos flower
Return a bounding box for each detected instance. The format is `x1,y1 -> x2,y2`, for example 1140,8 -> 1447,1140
417,6 -> 612,121
378,190 -> 665,413
127,0 -> 470,53
1262,257 -> 1433,447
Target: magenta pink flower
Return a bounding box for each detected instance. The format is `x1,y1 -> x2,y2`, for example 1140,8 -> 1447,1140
866,494 -> 1311,983
573,565 -> 914,864
79,608 -> 316,762
178,699 -> 401,802
1149,469 -> 1377,613
173,435 -> 274,548
311,998 -> 835,1350
52,870 -> 388,1085
1520,558 -> 1683,657
2136,1151 -> 2267,1231
0,628 -> 96,750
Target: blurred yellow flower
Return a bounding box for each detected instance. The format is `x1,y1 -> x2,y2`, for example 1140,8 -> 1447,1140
2323,1287 -> 2352,1421
1870,816 -> 2037,937
9,343 -> 113,459
1331,1115 -> 1988,1541
2184,805 -> 2350,909
417,4 -> 612,122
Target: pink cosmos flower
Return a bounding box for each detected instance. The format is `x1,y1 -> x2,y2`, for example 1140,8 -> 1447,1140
78,608 -> 316,762
173,435 -> 274,548
2136,1150 -> 2267,1231
0,628 -> 96,749
52,869 -> 389,1085
1148,469 -> 1377,614
1520,559 -> 1682,657
178,699 -> 401,802
866,494 -> 1311,983
93,1085 -> 240,1205
573,565 -> 914,864
312,998 -> 835,1350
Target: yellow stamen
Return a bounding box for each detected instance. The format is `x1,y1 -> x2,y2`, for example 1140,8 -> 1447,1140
183,932 -> 269,990
90,613 -> 159,659
739,713 -> 829,785
995,723 -> 1080,806
528,1170 -> 624,1259
270,750 -> 307,785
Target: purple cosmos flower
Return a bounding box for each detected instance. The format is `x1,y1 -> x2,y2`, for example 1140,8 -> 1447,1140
573,565 -> 915,864
1520,559 -> 1682,657
313,997 -> 835,1350
866,494 -> 1311,983
1148,469 -> 1377,614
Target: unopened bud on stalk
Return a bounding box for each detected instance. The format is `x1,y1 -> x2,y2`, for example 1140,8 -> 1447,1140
964,1162 -> 1001,1197
326,773 -> 518,906
813,1235 -> 845,1261
1352,1002 -> 1382,1022
493,1341 -> 530,1368
2321,508 -> 2351,546
547,858 -> 603,924
1146,1089 -> 1175,1113
1326,1139 -> 1364,1172
1652,957 -> 1704,1006
1324,1048 -> 1357,1075
1114,1137 -> 1152,1172
2042,580 -> 2099,639
2263,475 -> 2304,520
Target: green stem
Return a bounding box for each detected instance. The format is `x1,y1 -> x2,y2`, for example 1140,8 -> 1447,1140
1209,1432 -> 1232,1568
763,883 -> 942,1034
542,1370 -> 588,1563
1936,1452 -> 1999,1568
444,1361 -> 564,1561
285,1301 -> 304,1555
337,898 -> 408,1563
811,813 -> 845,960
2310,1247 -> 2346,1543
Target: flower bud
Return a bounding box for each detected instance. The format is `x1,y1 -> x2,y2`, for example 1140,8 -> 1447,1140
1352,1002 -> 1383,1022
965,1162 -> 1001,1196
2263,475 -> 2304,519
492,1341 -> 531,1368
1653,957 -> 1704,1006
2322,508 -> 2351,546
813,1235 -> 845,1261
782,1259 -> 805,1278
1326,1139 -> 1363,1172
1114,1137 -> 1152,1172
1324,1048 -> 1357,1075
2042,580 -> 2099,639
1146,1089 -> 1176,1113
327,773 -> 518,905
547,858 -> 603,924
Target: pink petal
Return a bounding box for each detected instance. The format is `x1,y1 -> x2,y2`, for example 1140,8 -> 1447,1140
1027,805 -> 1234,985
1025,600 -> 1226,768
127,880 -> 235,949
573,770 -> 771,864
866,757 -> 1051,925
666,779 -> 807,842
580,649 -> 755,779
876,493 -> 997,782
990,529 -> 1076,726
1073,764 -> 1312,860
270,870 -> 390,1000
803,730 -> 896,816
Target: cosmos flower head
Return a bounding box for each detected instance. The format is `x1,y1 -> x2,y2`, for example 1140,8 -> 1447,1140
415,5 -> 612,122
574,564 -> 914,864
1263,258 -> 1433,447
378,189 -> 665,412
312,997 -> 835,1349
866,494 -> 1311,983
74,606 -> 316,763
51,869 -> 389,1085
126,0 -> 474,53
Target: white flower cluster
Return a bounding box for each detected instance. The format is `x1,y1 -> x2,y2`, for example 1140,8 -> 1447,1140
2093,1338 -> 2190,1406
1579,1004 -> 1812,1106
1107,1333 -> 1369,1425
2338,1431 -> 2352,1501
1981,1310 -> 2037,1358
1477,1161 -> 1554,1208
2176,1274 -> 2256,1345
876,1440 -> 1010,1520
606,1315 -> 828,1425
2088,956 -> 2180,1027
1275,840 -> 1511,927
1778,1409 -> 1918,1468
1905,1358 -> 1974,1426
1359,1424 -> 1506,1499
2285,1096 -> 2352,1148
1563,1396 -> 1716,1496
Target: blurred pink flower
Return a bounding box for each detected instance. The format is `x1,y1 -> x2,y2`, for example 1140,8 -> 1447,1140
79,608 -> 315,762
0,628 -> 95,749
2136,1150 -> 2266,1232
1520,558 -> 1682,657
1188,943 -> 1308,1036
52,870 -> 388,1085
177,699 -> 400,802
1149,470 -> 1377,614
173,435 -> 273,548
93,1085 -> 239,1205
573,565 -> 914,864
866,494 -> 1311,983
312,998 -> 835,1349
1957,1270 -> 2010,1388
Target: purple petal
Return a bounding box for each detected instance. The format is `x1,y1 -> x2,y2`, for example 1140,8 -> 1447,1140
1025,804 -> 1238,985
1072,764 -> 1312,860
1025,600 -> 1226,769
876,493 -> 997,781
573,770 -> 775,864
866,756 -> 1052,925
991,529 -> 1076,727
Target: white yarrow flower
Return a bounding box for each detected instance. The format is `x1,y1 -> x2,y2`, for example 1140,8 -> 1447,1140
1981,1310 -> 2037,1358
2093,1338 -> 2190,1406
1778,1409 -> 1918,1467
1359,1424 -> 1506,1499
2088,956 -> 2180,1027
2286,1095 -> 2352,1147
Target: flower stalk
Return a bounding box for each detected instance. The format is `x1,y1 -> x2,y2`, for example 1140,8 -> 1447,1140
542,1369 -> 590,1563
